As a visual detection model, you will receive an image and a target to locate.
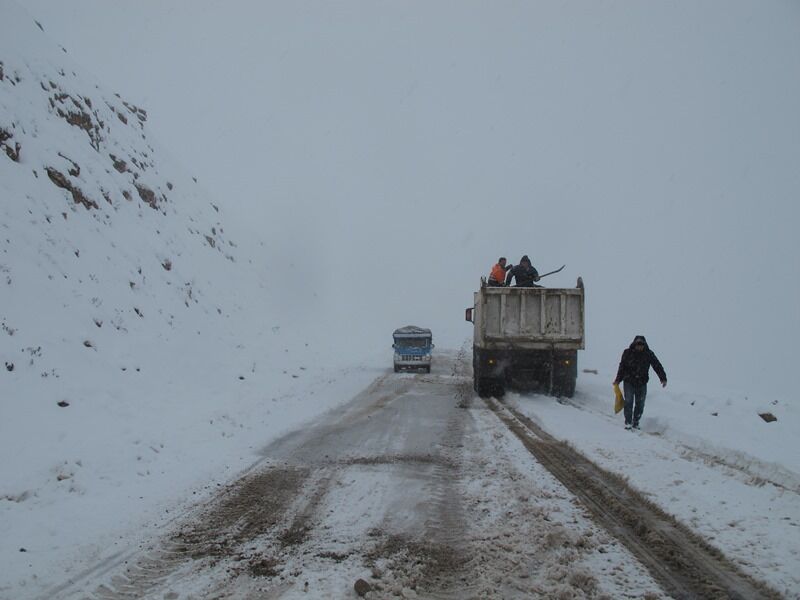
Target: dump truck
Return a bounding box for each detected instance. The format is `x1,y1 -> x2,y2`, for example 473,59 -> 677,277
392,326 -> 434,373
466,278 -> 585,397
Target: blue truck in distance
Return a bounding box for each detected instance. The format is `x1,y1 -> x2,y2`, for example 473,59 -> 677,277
392,326 -> 433,373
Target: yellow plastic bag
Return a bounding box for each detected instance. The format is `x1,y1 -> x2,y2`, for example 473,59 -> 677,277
613,383 -> 624,414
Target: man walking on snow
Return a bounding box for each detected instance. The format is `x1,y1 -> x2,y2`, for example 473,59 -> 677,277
613,335 -> 667,430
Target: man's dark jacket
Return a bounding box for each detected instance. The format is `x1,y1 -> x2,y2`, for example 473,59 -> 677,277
614,336 -> 667,386
505,257 -> 539,287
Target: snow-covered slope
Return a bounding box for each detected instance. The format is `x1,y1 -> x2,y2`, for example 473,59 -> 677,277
0,4 -> 385,596
1,2 -> 242,357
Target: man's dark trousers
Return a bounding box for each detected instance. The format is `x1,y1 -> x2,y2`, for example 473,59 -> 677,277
623,381 -> 647,426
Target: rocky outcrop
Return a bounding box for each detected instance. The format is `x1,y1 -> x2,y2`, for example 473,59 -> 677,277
109,154 -> 128,173
45,166 -> 98,210
135,183 -> 158,210
0,127 -> 21,161
48,85 -> 104,151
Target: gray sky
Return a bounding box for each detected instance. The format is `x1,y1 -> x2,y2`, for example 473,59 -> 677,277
23,0 -> 800,397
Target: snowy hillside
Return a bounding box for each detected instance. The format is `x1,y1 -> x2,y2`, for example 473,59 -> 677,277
0,1 -> 259,374
0,4 -> 385,596
0,5 -> 241,354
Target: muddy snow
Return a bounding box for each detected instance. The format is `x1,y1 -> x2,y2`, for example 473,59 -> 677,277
34,352 -> 794,599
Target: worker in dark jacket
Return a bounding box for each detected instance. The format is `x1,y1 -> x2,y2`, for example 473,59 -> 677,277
505,255 -> 540,287
488,257 -> 512,286
613,335 -> 667,430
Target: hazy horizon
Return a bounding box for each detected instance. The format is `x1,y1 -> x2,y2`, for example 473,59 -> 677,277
22,0 -> 800,398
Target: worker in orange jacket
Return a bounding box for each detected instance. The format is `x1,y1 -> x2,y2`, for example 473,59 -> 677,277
488,257 -> 512,286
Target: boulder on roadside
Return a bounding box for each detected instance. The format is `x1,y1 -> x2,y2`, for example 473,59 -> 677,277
758,412 -> 777,423
354,578 -> 372,597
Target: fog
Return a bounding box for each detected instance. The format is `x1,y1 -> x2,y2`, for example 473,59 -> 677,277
24,1 -> 800,398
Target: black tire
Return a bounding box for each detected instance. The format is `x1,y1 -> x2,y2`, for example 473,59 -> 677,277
425,365 -> 431,373
553,378 -> 575,398
477,378 -> 503,398
394,365 -> 400,373
551,352 -> 577,397
561,376 -> 576,398
473,350 -> 480,391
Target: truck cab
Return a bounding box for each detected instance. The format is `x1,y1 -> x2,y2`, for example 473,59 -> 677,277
392,326 -> 433,373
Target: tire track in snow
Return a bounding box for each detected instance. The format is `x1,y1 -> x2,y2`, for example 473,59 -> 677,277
556,395 -> 800,495
486,397 -> 782,600
50,464 -> 309,600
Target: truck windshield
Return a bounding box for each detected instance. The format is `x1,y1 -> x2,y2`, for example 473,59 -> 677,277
394,338 -> 430,348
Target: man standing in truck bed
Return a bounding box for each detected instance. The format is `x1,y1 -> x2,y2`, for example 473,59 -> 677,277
488,257 -> 512,286
505,255 -> 540,287
613,335 -> 668,430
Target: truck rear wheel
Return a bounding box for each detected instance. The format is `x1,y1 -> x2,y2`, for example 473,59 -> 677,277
476,377 -> 504,398
551,351 -> 578,397
553,376 -> 576,398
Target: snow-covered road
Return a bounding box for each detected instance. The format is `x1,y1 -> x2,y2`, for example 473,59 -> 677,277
43,350 -> 793,599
